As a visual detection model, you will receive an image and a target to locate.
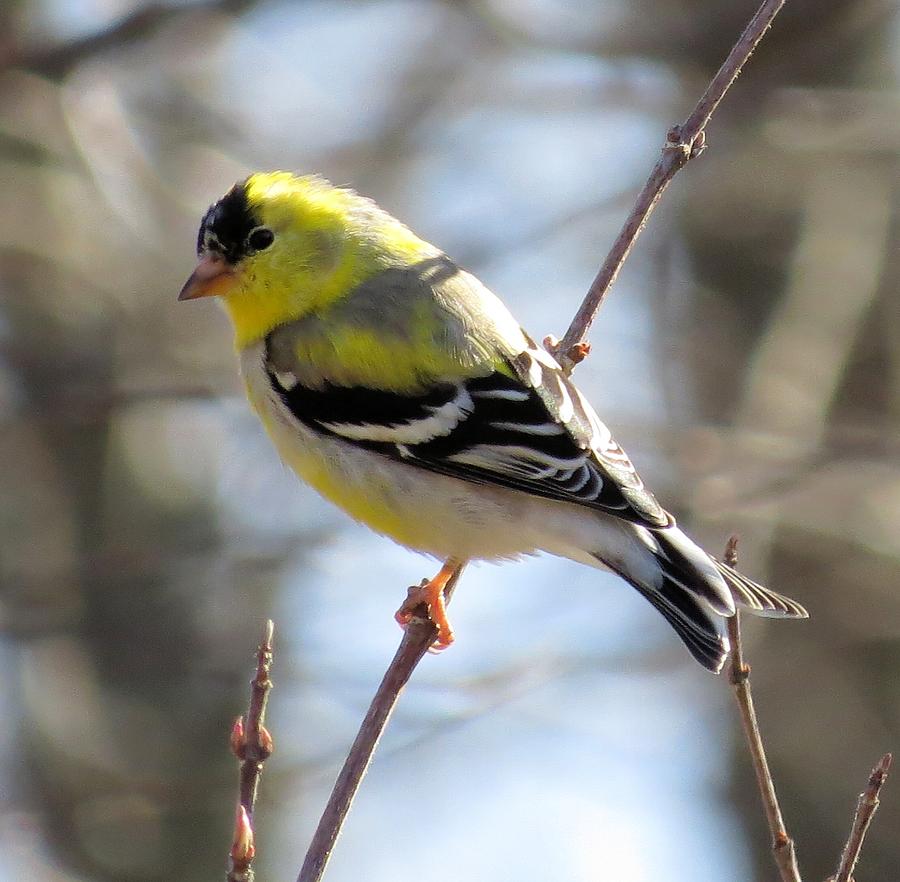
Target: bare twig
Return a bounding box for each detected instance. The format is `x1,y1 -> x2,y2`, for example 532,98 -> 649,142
549,0 -> 788,371
297,564 -> 464,882
830,753 -> 892,882
725,537 -> 802,882
227,620 -> 275,882
294,3 -> 793,878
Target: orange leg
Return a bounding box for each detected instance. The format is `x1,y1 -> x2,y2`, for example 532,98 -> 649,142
395,559 -> 464,650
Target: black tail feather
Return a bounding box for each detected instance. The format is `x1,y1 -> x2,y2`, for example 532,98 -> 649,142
635,576 -> 730,672
590,526 -> 805,673
599,554 -> 730,672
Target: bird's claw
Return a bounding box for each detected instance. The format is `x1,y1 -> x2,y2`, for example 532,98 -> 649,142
394,572 -> 456,650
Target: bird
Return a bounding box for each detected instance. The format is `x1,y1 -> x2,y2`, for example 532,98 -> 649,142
179,172 -> 807,672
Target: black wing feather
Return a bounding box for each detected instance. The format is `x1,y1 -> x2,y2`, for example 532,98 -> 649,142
265,337 -> 669,528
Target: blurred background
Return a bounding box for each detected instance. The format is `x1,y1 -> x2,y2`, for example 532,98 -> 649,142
2,0 -> 899,879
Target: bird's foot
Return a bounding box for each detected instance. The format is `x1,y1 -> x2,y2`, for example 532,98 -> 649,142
395,560 -> 459,650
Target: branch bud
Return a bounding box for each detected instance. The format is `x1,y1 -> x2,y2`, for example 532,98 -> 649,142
231,805 -> 256,866
230,716 -> 246,759
257,725 -> 274,759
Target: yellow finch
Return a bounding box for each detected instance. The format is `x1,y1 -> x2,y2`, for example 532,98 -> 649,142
179,172 -> 806,671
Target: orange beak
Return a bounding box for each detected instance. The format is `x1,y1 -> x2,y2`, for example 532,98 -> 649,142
178,253 -> 239,301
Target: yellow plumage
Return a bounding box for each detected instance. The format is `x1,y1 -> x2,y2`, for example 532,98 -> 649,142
179,171 -> 807,670
223,174 -> 438,350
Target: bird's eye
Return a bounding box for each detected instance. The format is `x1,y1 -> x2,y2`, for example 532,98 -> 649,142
247,227 -> 274,251
202,229 -> 223,254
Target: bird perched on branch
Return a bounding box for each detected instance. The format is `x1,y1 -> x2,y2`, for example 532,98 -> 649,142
179,172 -> 806,672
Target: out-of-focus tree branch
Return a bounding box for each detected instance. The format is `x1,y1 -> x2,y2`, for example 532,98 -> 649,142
0,0 -> 260,79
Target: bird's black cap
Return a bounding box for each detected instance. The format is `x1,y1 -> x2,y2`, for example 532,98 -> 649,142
197,179 -> 258,264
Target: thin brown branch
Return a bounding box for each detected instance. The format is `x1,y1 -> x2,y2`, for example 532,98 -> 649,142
227,619 -> 275,882
294,3 -> 794,876
725,537 -> 802,882
297,564 -> 464,882
830,753 -> 892,882
550,0 -> 788,371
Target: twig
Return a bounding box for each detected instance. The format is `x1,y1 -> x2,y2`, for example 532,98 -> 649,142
227,620 -> 276,882
297,564 -> 464,882
830,753 -> 892,882
548,0 -> 788,372
294,3 -> 793,878
724,537 -> 802,882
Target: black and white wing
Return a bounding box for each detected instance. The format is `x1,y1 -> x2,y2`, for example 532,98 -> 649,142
264,334 -> 670,529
